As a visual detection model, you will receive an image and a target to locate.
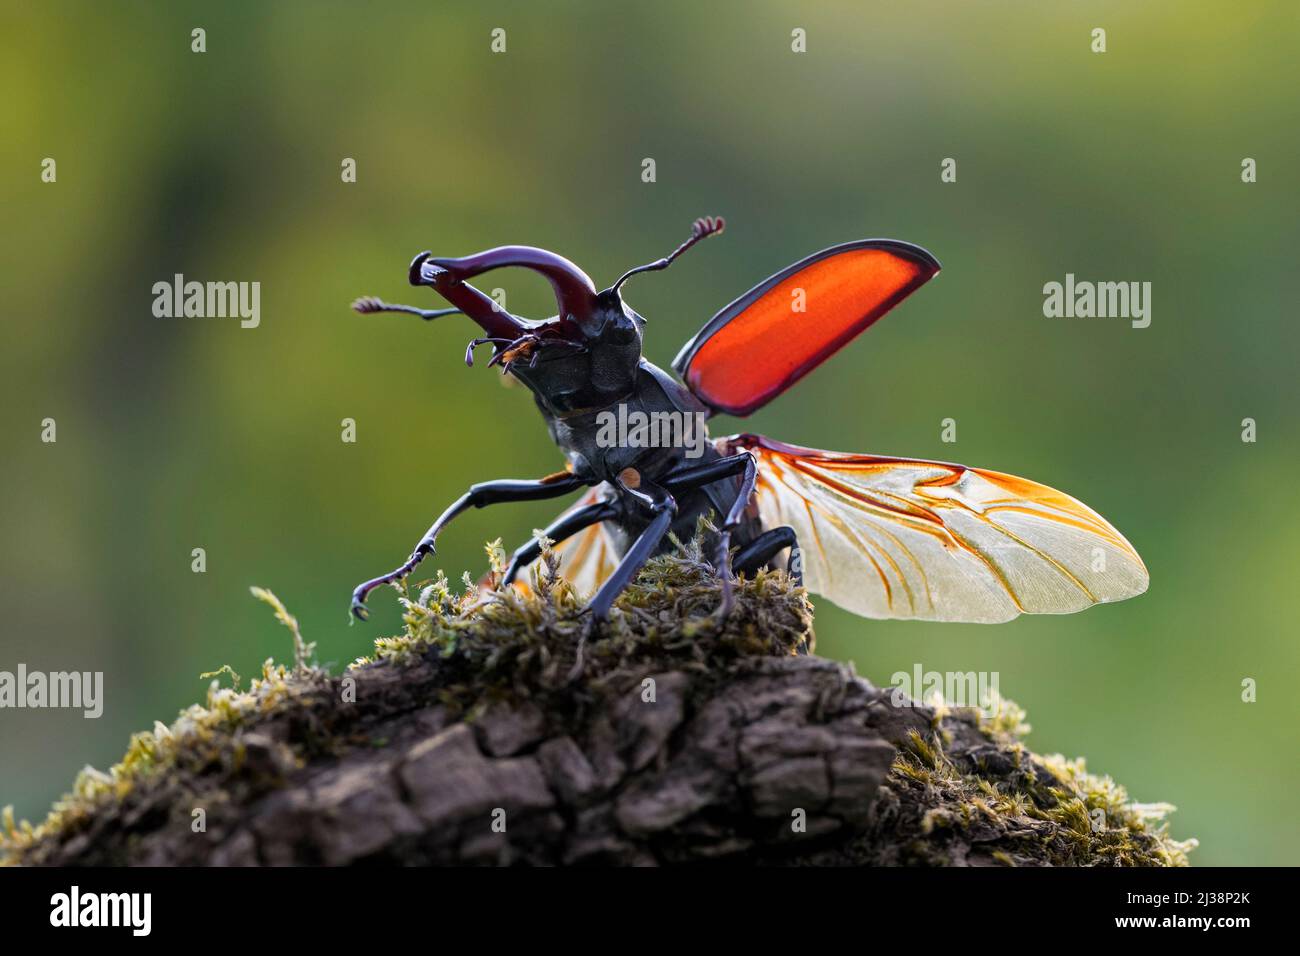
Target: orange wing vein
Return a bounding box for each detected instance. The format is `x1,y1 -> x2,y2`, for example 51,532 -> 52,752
727,434 -> 1148,623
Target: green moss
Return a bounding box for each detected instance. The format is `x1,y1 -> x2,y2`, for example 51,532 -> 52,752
353,527 -> 811,713
880,700 -> 1197,866
1,656 -> 317,863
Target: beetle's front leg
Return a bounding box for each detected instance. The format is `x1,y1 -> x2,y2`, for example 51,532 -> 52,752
663,451 -> 757,618
350,471 -> 589,619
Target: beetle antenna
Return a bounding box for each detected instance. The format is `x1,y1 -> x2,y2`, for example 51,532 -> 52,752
610,216 -> 726,295
352,296 -> 462,321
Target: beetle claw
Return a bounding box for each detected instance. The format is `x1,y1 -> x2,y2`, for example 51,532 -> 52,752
711,533 -> 736,620
345,587 -> 371,624
350,544 -> 436,622
714,578 -> 734,620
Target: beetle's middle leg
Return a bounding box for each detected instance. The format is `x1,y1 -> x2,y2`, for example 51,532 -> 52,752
350,471 -> 589,619
501,498 -> 620,586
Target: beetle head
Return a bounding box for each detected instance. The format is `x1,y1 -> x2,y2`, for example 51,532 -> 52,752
397,246 -> 645,406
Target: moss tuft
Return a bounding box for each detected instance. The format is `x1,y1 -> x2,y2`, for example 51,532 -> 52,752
355,526 -> 811,712
875,700 -> 1197,867
1,656 -> 319,864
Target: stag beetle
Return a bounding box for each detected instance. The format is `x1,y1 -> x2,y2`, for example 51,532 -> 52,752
350,218 -> 1148,627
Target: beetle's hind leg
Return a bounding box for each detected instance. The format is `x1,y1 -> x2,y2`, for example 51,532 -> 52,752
731,526 -> 803,586
730,526 -> 808,654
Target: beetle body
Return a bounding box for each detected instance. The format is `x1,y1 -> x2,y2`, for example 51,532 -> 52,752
350,218 -> 1148,632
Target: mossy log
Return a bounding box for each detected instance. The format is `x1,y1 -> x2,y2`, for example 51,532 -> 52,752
2,540 -> 1193,867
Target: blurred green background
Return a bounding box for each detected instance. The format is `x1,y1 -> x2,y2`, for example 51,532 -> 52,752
2,1 -> 1296,865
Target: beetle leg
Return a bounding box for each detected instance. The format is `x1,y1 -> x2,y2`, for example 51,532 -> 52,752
569,479 -> 676,679
730,526 -> 808,654
502,498 -> 620,586
350,471 -> 589,620
731,526 -> 801,584
712,452 -> 756,618
585,479 -> 677,624
663,450 -> 757,618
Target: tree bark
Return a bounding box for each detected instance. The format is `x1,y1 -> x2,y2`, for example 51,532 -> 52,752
10,566 -> 1190,867
14,650 -> 1180,867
